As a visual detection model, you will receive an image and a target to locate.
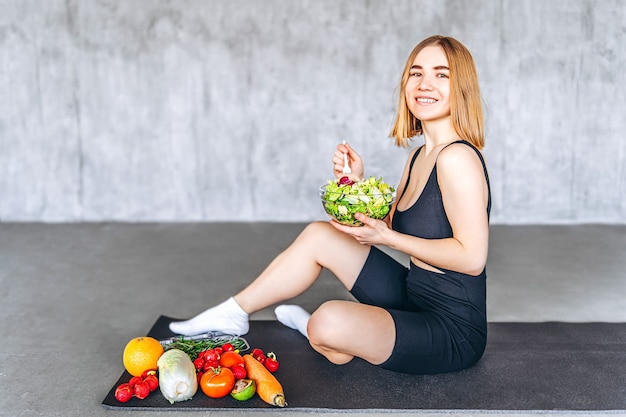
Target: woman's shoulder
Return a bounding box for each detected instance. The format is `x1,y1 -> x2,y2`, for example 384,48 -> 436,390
436,141 -> 485,173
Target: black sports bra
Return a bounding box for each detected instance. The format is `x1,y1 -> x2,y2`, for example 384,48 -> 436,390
391,140 -> 491,240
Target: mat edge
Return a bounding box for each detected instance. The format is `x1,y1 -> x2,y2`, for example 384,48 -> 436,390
101,404 -> 626,414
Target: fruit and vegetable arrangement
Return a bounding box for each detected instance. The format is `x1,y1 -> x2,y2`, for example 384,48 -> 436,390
114,335 -> 286,407
321,176 -> 396,226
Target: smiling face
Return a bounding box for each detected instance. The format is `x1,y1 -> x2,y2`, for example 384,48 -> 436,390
390,36 -> 484,149
404,45 -> 451,127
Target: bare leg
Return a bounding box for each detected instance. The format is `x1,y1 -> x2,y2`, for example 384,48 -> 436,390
169,221 -> 370,335
307,300 -> 396,366
234,221 -> 370,312
244,223 -> 396,366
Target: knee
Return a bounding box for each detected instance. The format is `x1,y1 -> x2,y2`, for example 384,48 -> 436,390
307,301 -> 354,365
300,221 -> 333,242
307,300 -> 344,347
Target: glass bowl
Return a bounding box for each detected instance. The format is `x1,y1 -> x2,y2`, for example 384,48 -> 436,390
319,184 -> 395,226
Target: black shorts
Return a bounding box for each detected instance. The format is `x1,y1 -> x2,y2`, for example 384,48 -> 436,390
350,247 -> 487,374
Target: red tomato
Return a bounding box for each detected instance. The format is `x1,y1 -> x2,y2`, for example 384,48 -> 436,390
202,349 -> 220,362
128,376 -> 143,387
251,348 -> 266,363
221,343 -> 235,352
141,369 -> 157,378
133,381 -> 150,399
193,357 -> 205,370
264,356 -> 279,373
203,358 -> 219,371
231,363 -> 247,380
115,383 -> 133,403
144,375 -> 159,392
200,367 -> 235,398
219,351 -> 244,368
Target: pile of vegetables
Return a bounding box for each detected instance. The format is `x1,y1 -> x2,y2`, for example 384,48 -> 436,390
192,343 -> 285,406
114,336 -> 286,407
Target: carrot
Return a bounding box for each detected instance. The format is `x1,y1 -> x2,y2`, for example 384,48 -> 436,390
243,354 -> 286,407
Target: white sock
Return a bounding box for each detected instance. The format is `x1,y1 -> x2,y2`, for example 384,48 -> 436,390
169,297 -> 249,336
275,305 -> 311,339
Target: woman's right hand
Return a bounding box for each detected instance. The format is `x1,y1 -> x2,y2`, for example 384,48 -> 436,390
332,142 -> 364,180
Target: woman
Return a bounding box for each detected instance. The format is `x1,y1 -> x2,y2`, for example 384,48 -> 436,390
170,35 -> 491,374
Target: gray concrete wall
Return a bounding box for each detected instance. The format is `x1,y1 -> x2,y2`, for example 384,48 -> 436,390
1,0 -> 624,223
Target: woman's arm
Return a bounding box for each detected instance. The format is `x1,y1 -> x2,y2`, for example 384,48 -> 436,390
333,143 -> 489,276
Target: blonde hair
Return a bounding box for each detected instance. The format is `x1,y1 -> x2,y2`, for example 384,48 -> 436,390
389,35 -> 484,149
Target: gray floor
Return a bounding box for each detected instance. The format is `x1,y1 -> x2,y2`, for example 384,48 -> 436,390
1,223 -> 625,417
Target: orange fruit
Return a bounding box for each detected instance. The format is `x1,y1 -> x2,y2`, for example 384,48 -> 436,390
123,336 -> 164,377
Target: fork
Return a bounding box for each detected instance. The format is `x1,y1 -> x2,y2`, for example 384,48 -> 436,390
342,140 -> 352,175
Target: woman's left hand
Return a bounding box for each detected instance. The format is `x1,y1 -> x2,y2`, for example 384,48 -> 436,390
329,213 -> 390,246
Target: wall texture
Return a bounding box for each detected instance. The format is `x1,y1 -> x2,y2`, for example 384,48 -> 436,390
1,0 -> 624,223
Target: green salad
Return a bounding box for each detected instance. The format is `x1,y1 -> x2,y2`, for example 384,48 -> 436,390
321,176 -> 396,226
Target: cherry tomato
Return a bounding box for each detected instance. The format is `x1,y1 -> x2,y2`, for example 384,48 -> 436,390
141,369 -> 157,378
133,381 -> 150,399
251,348 -> 266,363
219,351 -> 244,368
194,357 -> 205,370
128,376 -> 143,387
214,347 -> 224,356
264,352 -> 279,373
203,358 -> 219,371
221,343 -> 235,352
200,367 -> 235,398
231,363 -> 247,380
144,375 -> 159,392
202,349 -> 220,362
115,383 -> 133,403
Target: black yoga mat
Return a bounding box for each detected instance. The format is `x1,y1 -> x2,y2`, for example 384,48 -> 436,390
102,316 -> 626,412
